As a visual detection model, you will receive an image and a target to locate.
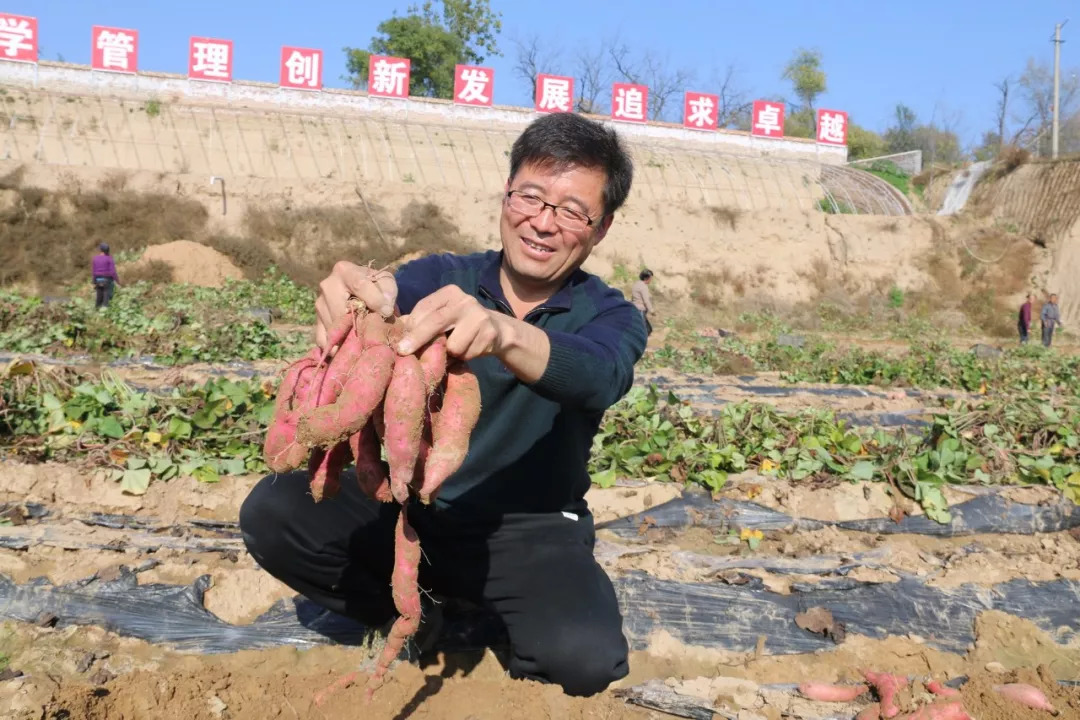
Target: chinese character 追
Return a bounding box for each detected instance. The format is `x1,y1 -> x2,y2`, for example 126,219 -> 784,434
457,68 -> 491,103
614,87 -> 644,120
285,50 -> 319,88
371,58 -> 409,96
687,95 -> 715,128
192,42 -> 230,79
97,30 -> 134,71
755,103 -> 781,135
539,77 -> 571,112
0,17 -> 34,58
818,112 -> 846,144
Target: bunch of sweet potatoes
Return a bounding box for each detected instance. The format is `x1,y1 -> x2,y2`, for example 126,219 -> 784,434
262,298 -> 481,700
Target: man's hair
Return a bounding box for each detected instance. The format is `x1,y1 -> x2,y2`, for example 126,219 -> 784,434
508,112 -> 634,217
639,269 -> 653,280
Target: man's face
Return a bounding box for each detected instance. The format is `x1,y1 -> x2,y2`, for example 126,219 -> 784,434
499,160 -> 613,290
1051,294 -> 1058,303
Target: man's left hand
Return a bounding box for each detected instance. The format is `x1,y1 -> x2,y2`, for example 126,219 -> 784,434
397,285 -> 506,360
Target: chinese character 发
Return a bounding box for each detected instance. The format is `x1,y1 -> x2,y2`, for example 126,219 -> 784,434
192,42 -> 230,78
615,87 -> 644,120
457,68 -> 490,103
755,104 -> 781,135
97,30 -> 135,71
539,78 -> 571,112
818,112 -> 847,144
0,18 -> 34,58
285,50 -> 319,88
687,95 -> 715,128
371,59 -> 409,96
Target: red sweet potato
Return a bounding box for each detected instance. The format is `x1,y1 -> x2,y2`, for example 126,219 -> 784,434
798,682 -> 869,702
296,344 -> 397,448
418,336 -> 447,393
365,508 -> 422,701
862,669 -> 907,719
383,354 -> 427,504
992,682 -> 1058,713
314,329 -> 364,407
308,440 -> 350,502
418,363 -> 481,505
925,680 -> 961,698
263,350 -> 320,473
350,424 -> 392,503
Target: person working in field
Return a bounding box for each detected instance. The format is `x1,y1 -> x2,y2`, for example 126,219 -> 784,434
1017,293 -> 1033,344
1040,293 -> 1063,347
239,112 -> 648,697
91,243 -> 121,309
631,268 -> 656,335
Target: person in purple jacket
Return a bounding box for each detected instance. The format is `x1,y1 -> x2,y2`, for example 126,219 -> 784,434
91,243 -> 120,309
1017,293 -> 1033,344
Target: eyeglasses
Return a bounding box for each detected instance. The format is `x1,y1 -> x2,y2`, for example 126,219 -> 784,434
505,190 -> 597,232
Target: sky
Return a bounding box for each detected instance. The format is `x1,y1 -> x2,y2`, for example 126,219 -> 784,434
8,1 -> 1078,149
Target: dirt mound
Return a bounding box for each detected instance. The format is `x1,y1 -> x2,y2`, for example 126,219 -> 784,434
123,241 -> 244,288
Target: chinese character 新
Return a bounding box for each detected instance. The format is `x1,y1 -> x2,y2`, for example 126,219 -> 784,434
371,58 -> 409,96
457,68 -> 491,103
538,77 -> 571,112
755,103 -> 782,136
687,95 -> 715,128
0,17 -> 34,58
285,50 -> 319,88
97,30 -> 135,71
818,112 -> 847,144
614,86 -> 644,120
192,42 -> 230,79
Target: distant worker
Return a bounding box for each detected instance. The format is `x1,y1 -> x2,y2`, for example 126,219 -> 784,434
91,243 -> 120,309
1040,293 -> 1062,347
1017,293 -> 1033,344
631,269 -> 655,335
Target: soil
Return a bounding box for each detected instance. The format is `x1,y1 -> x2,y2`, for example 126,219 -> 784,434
121,240 -> 244,288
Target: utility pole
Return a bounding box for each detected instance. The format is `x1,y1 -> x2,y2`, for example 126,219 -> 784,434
1052,20 -> 1068,159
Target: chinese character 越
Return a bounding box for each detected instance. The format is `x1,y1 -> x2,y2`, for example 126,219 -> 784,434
687,95 -> 715,128
818,112 -> 847,144
192,42 -> 230,79
614,87 -> 644,121
97,30 -> 135,71
457,68 -> 491,104
538,77 -> 571,112
0,17 -> 34,59
755,103 -> 782,136
371,58 -> 409,96
285,50 -> 319,88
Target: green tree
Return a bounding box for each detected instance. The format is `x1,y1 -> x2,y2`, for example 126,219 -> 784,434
781,48 -> 827,128
344,0 -> 503,99
846,122 -> 886,160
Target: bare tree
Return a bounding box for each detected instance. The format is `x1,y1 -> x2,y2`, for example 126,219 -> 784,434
606,40 -> 692,123
511,33 -> 562,104
712,63 -> 753,128
574,46 -> 608,114
993,77 -> 1010,151
1013,57 -> 1080,155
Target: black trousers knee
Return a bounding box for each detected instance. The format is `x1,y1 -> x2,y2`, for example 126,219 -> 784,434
239,469 -> 630,696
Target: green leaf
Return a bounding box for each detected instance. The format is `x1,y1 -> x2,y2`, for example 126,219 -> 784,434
848,460 -> 876,481
192,465 -> 220,484
120,468 -> 152,495
97,416 -> 125,439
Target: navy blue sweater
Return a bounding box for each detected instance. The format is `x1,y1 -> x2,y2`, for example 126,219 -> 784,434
394,249 -> 648,519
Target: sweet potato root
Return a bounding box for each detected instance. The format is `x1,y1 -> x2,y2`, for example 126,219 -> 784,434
925,680 -> 960,698
798,682 -> 869,702
862,669 -> 907,719
418,362 -> 481,505
383,354 -> 427,504
308,440 -> 350,502
992,682 -> 1058,713
296,345 -> 397,448
350,424 -> 392,503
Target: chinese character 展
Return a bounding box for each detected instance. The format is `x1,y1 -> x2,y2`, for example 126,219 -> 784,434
192,42 -> 230,78
97,30 -> 135,70
539,78 -> 571,112
285,50 -> 319,87
371,59 -> 408,96
457,68 -> 490,103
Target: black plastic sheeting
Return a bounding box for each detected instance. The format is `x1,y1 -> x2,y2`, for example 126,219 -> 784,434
597,486 -> 1080,538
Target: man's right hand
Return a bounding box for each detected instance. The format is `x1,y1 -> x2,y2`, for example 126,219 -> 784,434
314,261 -> 398,352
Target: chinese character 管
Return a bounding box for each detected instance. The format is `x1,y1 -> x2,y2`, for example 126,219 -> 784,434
0,15 -> 36,62
685,92 -> 717,130
612,84 -> 646,122
190,39 -> 232,80
456,66 -> 492,105
536,75 -> 573,113
282,48 -> 321,89
752,101 -> 784,137
95,29 -> 136,72
369,56 -> 410,98
817,110 -> 848,145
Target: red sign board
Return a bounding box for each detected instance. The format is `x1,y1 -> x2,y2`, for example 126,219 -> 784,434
751,100 -> 785,138
535,74 -> 574,113
453,64 -> 493,106
91,26 -> 138,74
816,108 -> 849,146
368,55 -> 411,98
280,46 -> 322,90
0,13 -> 37,63
683,91 -> 719,131
188,36 -> 233,83
611,82 -> 648,123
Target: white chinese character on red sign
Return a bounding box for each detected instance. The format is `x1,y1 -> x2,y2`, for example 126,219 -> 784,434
817,109 -> 848,146
280,47 -> 322,90
612,83 -> 647,123
536,74 -> 573,113
684,91 -> 718,131
0,14 -> 37,63
751,100 -> 785,137
92,26 -> 138,73
454,65 -> 493,106
188,37 -> 233,82
368,55 -> 411,98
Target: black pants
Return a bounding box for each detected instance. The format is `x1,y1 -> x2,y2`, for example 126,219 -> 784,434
1018,320 -> 1029,344
238,470 -> 630,696
94,278 -> 114,309
1042,324 -> 1055,347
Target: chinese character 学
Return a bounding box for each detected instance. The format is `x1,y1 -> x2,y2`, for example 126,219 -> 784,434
285,50 -> 319,88
371,58 -> 409,96
755,103 -> 782,136
538,77 -> 572,112
192,42 -> 230,79
0,17 -> 34,58
97,30 -> 135,71
614,87 -> 644,120
457,68 -> 491,103
687,95 -> 715,128
818,112 -> 847,144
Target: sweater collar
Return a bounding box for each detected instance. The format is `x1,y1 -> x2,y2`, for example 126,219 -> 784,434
477,250 -> 578,318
